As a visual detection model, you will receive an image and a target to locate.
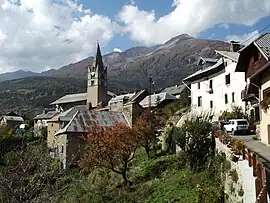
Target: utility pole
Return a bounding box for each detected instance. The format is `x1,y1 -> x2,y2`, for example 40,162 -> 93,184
149,76 -> 153,112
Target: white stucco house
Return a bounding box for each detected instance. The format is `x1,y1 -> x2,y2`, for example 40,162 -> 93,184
183,48 -> 246,121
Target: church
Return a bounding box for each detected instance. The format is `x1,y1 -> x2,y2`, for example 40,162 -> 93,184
45,43 -> 147,169
50,43 -> 116,111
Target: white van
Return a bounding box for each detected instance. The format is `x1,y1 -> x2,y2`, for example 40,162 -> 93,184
223,119 -> 250,135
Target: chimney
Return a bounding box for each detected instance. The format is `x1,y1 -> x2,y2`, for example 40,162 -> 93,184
230,41 -> 240,52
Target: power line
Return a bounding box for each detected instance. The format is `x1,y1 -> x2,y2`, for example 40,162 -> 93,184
240,24 -> 270,45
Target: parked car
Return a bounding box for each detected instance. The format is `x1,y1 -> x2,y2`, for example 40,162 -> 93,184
223,119 -> 250,135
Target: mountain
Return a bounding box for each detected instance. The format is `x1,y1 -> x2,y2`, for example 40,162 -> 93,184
43,34 -> 229,90
0,34 -> 230,117
0,70 -> 40,82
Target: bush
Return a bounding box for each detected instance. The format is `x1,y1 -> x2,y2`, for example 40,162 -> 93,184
173,114 -> 215,172
229,169 -> 239,183
219,106 -> 245,121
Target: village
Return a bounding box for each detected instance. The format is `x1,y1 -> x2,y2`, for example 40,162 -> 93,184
0,32 -> 270,202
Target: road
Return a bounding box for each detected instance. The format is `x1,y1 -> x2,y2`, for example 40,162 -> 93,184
232,134 -> 255,142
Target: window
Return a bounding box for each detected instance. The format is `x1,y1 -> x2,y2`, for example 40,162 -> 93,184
91,80 -> 95,86
61,145 -> 64,153
198,82 -> 200,89
209,80 -> 213,89
225,74 -> 230,85
198,96 -> 202,107
237,121 -> 248,125
232,92 -> 235,102
210,101 -> 213,108
225,94 -> 228,104
51,123 -> 53,127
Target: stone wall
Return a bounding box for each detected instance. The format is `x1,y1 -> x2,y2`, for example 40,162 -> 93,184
216,139 -> 256,203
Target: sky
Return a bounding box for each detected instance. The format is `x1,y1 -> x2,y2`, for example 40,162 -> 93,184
0,0 -> 270,74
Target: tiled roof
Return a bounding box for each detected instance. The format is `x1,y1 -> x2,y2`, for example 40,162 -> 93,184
183,58 -> 224,82
215,50 -> 239,62
48,105 -> 87,122
50,91 -> 117,105
161,85 -> 185,95
50,93 -> 87,105
34,111 -> 60,120
139,92 -> 177,108
254,33 -> 270,58
56,110 -> 127,135
1,116 -> 24,122
109,93 -> 136,104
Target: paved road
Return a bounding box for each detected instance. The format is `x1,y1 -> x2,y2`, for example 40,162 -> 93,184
232,134 -> 255,142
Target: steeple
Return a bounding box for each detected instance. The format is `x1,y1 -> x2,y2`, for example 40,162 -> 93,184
87,42 -> 108,108
91,42 -> 104,72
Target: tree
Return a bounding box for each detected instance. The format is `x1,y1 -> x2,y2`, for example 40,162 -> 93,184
174,114 -> 214,172
133,115 -> 159,158
219,106 -> 245,121
0,140 -> 64,203
78,123 -> 141,185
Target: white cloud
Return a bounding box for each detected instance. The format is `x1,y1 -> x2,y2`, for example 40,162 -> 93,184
226,30 -> 260,45
0,0 -> 118,73
220,23 -> 230,29
113,48 -> 122,52
118,0 -> 270,45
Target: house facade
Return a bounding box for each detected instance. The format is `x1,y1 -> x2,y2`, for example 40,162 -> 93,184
46,105 -> 87,156
236,33 -> 270,145
33,110 -> 60,137
183,46 -> 246,121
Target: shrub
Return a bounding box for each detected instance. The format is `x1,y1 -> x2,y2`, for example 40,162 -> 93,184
229,169 -> 239,183
238,186 -> 244,197
173,114 -> 215,172
219,106 -> 245,121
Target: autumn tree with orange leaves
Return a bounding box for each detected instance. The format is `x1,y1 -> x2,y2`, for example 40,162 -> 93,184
78,122 -> 141,185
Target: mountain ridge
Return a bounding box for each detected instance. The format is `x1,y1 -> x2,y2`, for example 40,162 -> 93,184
0,34 -> 230,117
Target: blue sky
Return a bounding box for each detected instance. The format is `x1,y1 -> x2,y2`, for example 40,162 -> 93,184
79,0 -> 270,54
0,0 -> 269,73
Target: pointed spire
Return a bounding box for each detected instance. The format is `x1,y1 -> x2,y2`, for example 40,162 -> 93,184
92,41 -> 103,70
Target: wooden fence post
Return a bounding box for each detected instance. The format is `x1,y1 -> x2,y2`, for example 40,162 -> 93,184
253,154 -> 257,177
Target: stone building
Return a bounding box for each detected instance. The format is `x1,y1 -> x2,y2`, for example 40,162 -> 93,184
55,110 -> 128,169
33,110 -> 60,137
0,115 -> 24,129
46,105 -> 87,156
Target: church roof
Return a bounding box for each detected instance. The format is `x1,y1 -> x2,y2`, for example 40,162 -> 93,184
50,91 -> 116,105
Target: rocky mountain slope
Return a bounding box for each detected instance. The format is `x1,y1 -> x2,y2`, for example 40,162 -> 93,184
0,34 -> 229,89
0,34 -> 230,117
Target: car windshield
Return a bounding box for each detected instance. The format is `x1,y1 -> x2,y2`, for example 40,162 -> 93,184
237,121 -> 248,125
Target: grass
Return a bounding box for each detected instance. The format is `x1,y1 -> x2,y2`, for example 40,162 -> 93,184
58,148 -> 225,203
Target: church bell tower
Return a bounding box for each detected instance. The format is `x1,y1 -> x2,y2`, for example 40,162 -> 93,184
87,42 -> 108,108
